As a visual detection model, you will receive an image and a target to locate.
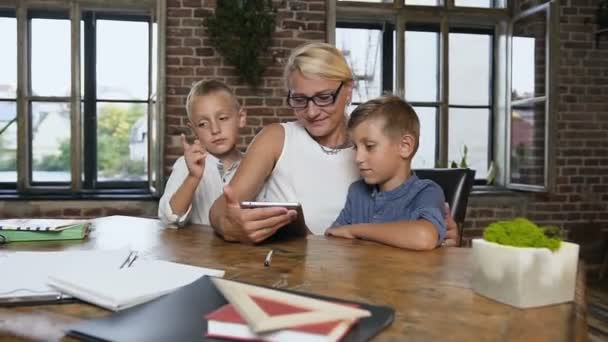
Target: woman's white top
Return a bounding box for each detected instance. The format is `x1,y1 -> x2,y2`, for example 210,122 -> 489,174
257,121 -> 359,235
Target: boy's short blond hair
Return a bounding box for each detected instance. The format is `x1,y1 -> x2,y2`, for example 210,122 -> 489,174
185,79 -> 239,119
283,42 -> 353,84
348,95 -> 420,155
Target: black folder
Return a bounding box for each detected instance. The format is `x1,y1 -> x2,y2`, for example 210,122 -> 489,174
67,276 -> 395,342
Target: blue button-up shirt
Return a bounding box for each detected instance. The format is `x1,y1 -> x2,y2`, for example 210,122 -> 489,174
331,175 -> 446,243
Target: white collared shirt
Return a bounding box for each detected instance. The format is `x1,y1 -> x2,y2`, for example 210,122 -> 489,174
158,154 -> 241,228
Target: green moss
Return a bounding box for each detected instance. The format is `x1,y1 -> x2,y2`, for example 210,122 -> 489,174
483,218 -> 562,251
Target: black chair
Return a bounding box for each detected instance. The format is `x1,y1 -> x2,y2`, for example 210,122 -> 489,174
413,168 -> 476,247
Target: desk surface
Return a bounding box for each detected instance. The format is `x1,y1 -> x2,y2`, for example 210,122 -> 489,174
0,216 -> 587,341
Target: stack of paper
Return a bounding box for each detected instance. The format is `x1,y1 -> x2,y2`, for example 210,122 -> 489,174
48,260 -> 225,311
0,219 -> 91,243
0,249 -> 132,305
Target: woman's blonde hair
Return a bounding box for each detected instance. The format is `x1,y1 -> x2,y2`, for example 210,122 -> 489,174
284,42 -> 353,85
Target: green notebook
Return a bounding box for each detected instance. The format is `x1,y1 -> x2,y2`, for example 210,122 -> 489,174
0,223 -> 90,243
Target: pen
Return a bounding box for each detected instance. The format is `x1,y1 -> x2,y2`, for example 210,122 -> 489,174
127,252 -> 138,267
120,251 -> 136,269
264,249 -> 274,267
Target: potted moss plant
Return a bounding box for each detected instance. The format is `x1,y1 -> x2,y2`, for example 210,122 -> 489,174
471,218 -> 579,308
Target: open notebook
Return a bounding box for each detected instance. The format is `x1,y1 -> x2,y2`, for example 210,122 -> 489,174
48,260 -> 225,311
0,249 -> 132,305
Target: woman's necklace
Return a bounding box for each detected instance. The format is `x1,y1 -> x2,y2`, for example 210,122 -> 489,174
318,140 -> 353,155
306,130 -> 353,155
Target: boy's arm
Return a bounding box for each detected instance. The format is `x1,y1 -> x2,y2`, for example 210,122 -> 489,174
159,136 -> 207,227
158,157 -> 196,227
329,221 -> 439,250
327,181 -> 447,250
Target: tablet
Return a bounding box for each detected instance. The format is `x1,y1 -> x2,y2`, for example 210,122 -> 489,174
239,201 -> 309,239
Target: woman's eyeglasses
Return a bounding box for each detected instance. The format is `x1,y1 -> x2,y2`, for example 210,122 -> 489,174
287,82 -> 344,109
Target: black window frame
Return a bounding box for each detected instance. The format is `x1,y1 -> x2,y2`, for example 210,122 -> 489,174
82,11 -> 151,190
336,21 -> 496,185
336,21 -> 395,107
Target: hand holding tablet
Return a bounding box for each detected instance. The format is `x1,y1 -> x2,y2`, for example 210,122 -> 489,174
240,201 -> 309,239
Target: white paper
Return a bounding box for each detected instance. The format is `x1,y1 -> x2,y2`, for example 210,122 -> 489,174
48,260 -> 225,311
0,249 -> 132,303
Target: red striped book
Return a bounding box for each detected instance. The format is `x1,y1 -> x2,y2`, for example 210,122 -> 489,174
205,295 -> 357,342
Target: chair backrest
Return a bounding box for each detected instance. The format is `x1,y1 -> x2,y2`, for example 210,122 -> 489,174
413,168 -> 476,245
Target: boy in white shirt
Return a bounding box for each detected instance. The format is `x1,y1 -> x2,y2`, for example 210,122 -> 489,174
158,80 -> 246,227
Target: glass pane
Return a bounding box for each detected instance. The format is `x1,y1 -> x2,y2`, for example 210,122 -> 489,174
454,0 -> 492,8
510,102 -> 545,186
31,18 -> 71,97
405,0 -> 441,5
449,32 -> 492,106
448,108 -> 489,179
338,0 -> 393,2
412,106 -> 436,169
512,10 -> 546,101
81,20 -> 85,98
97,102 -> 148,182
31,102 -> 71,182
405,30 -> 439,102
97,20 -> 149,100
151,22 -> 158,97
336,27 -> 383,104
0,101 -> 17,182
0,17 -> 17,98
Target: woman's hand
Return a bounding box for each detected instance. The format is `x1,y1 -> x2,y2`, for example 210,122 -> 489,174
220,185 -> 297,243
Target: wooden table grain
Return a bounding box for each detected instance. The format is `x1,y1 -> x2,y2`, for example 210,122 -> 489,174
0,216 -> 587,341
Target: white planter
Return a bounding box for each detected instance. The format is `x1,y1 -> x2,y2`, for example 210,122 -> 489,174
471,238 -> 579,309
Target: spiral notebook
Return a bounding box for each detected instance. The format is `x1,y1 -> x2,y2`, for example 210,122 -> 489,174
0,219 -> 89,231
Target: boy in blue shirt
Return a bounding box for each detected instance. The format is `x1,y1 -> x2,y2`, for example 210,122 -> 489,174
326,95 -> 446,250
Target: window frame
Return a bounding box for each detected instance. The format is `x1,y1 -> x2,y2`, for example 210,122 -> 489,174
334,2 -> 505,185
506,1 -> 558,192
1,0 -> 165,197
82,11 -> 151,190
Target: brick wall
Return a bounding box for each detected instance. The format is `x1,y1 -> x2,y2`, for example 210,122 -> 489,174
0,200 -> 158,219
462,0 -> 608,264
164,0 -> 326,174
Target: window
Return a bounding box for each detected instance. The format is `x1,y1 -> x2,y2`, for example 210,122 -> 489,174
448,30 -> 493,179
0,2 -> 165,196
30,14 -> 72,184
0,13 -> 17,185
405,27 -> 440,169
508,2 -> 556,191
335,23 -> 391,114
333,0 -> 555,190
336,15 -> 496,183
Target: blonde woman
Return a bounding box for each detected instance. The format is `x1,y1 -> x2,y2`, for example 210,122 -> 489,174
209,42 -> 459,245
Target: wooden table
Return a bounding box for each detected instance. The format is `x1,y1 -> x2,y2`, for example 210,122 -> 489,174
0,216 -> 587,341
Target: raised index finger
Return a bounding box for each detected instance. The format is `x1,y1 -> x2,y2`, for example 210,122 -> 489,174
181,134 -> 191,151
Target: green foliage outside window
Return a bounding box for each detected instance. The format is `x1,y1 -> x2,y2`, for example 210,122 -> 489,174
35,103 -> 146,178
96,103 -> 146,178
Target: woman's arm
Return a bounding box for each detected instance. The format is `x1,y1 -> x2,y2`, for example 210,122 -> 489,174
209,124 -> 296,243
